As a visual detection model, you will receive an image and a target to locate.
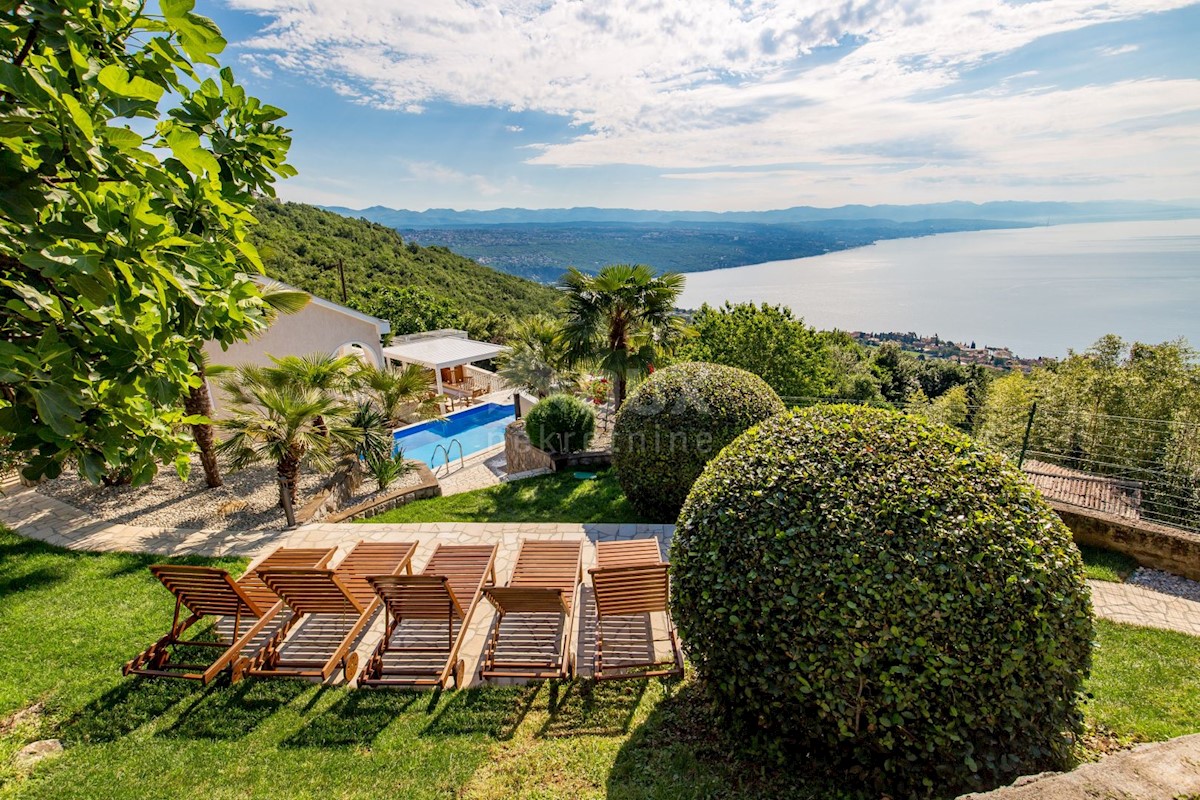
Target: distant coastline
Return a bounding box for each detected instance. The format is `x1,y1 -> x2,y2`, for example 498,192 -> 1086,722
677,219 -> 1200,359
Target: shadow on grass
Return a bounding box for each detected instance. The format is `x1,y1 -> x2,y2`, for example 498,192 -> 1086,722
283,689 -> 425,748
0,566 -> 68,597
420,684 -> 540,740
63,678 -> 203,744
159,679 -> 307,741
606,680 -> 856,800
538,678 -> 648,738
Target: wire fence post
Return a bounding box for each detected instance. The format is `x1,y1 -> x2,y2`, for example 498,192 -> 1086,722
1018,402 -> 1037,468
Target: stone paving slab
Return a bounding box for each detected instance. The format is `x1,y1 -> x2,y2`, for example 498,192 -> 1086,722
1089,579 -> 1200,636
959,733 -> 1200,799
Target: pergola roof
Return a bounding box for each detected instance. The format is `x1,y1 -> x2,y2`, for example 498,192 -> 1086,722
381,336 -> 507,370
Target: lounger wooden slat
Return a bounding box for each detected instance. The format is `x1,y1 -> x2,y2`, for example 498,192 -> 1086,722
359,543 -> 498,689
123,546 -> 336,684
589,538 -> 683,681
480,539 -> 584,681
242,541 -> 416,682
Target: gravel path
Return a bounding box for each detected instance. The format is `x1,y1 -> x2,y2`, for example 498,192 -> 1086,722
1128,567 -> 1200,604
37,456 -> 419,532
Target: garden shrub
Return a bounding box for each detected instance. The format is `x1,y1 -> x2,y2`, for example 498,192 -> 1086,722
524,394 -> 595,454
671,404 -> 1094,798
611,362 -> 784,520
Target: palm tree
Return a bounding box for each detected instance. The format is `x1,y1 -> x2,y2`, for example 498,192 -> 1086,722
186,281 -> 310,488
258,351 -> 362,436
216,369 -> 357,508
354,363 -> 441,426
559,264 -> 686,408
346,400 -> 394,465
495,314 -> 579,398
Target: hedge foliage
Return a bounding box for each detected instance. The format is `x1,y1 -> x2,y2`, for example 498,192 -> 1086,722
671,404 -> 1094,797
524,394 -> 595,454
612,362 -> 784,519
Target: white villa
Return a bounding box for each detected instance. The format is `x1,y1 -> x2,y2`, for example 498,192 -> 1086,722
203,283 -> 510,409
203,279 -> 391,371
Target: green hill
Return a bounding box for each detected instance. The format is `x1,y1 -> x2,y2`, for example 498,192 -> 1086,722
249,200 -> 561,323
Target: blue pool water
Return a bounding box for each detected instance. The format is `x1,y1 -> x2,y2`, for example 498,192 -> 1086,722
394,402 -> 516,467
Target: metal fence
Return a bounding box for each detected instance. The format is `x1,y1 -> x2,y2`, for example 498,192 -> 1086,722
780,396 -> 1200,533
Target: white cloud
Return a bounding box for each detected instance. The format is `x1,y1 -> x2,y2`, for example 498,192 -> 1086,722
505,125 -> 524,133
1100,43 -> 1141,56
396,160 -> 505,197
224,0 -> 1200,205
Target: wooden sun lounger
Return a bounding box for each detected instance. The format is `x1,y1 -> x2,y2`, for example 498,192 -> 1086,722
123,546 -> 336,684
358,544 -> 499,689
589,538 -> 684,681
480,539 -> 584,681
242,541 -> 417,682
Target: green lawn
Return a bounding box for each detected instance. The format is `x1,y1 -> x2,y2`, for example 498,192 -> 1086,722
2,528 -> 1197,799
361,469 -> 659,524
1078,545 -> 1139,583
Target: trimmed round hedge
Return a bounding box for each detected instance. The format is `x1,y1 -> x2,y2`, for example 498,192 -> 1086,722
672,404 -> 1093,796
612,362 -> 784,520
524,393 -> 595,454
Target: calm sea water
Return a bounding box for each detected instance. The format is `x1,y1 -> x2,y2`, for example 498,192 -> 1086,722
677,219 -> 1200,358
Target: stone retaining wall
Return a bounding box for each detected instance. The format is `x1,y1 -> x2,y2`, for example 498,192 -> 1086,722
505,420 -> 613,474
1054,501 -> 1200,581
322,463 -> 441,522
552,450 -> 612,471
295,457 -> 364,525
505,420 -> 555,474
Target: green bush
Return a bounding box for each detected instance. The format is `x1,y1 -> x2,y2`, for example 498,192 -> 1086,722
671,404 -> 1093,797
524,394 -> 595,454
612,362 -> 784,520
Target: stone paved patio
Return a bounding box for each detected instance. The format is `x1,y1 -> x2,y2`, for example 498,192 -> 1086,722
0,486 -> 673,687
3,484 -> 1200,688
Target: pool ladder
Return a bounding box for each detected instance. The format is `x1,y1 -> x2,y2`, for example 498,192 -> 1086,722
431,438 -> 465,476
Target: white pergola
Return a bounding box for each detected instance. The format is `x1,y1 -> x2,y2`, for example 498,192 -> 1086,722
381,331 -> 507,394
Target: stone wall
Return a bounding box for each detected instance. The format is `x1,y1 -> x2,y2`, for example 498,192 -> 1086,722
295,457 -> 364,525
552,450 -> 613,471
505,420 -> 555,474
1054,501 -> 1200,581
322,462 -> 441,522
504,419 -> 613,475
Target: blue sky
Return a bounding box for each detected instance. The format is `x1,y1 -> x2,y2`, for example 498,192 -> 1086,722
200,1 -> 1200,212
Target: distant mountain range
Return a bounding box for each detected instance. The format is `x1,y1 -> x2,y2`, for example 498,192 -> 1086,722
325,200 -> 1200,228
322,200 -> 1200,282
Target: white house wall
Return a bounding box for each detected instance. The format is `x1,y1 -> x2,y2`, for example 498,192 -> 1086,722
202,302 -> 385,415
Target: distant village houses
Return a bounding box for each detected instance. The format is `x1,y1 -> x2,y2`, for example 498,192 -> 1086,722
851,331 -> 1048,372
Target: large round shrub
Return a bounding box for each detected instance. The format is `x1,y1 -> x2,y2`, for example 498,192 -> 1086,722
612,362 -> 784,520
524,393 -> 595,454
672,404 -> 1093,797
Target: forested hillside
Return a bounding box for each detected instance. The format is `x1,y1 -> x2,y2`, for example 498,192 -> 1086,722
248,201 -> 562,325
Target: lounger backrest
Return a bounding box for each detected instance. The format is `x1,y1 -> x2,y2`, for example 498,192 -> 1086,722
424,544 -> 497,602
591,563 -> 671,617
369,544 -> 496,621
492,539 -> 583,613
257,568 -> 364,615
331,541 -> 417,607
596,538 -> 662,569
237,547 -> 336,610
370,574 -> 463,620
482,586 -> 569,615
149,565 -> 265,618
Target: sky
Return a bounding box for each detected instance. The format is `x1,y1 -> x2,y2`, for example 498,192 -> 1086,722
199,0 -> 1200,212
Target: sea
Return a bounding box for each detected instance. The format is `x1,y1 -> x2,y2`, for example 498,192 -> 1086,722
676,219 -> 1200,359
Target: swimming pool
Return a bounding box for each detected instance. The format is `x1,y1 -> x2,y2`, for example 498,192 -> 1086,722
393,402 -> 516,468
